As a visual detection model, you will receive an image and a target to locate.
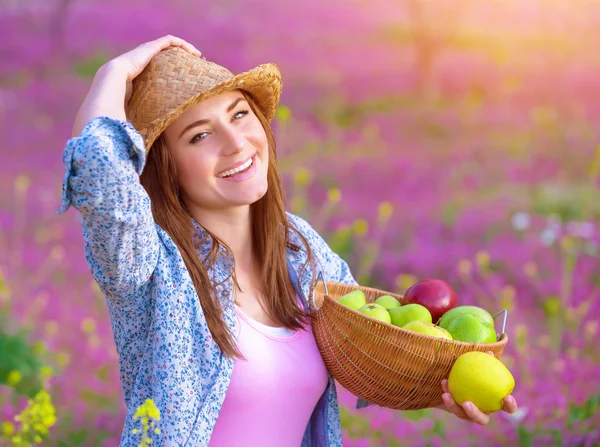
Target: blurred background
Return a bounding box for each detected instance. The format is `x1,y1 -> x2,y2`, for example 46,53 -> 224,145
1,0 -> 599,445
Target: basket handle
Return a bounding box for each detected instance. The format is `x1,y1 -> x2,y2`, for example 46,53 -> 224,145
493,309 -> 508,341
309,271 -> 328,311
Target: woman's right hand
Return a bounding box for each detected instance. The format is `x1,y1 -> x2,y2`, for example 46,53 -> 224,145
72,35 -> 201,137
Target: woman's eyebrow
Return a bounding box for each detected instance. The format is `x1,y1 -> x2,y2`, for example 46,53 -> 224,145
178,98 -> 247,139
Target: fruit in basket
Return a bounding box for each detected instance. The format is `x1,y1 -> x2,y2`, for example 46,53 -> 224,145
374,295 -> 402,309
439,305 -> 494,329
402,321 -> 452,340
403,279 -> 458,323
388,304 -> 432,328
446,314 -> 497,343
448,351 -> 515,413
357,303 -> 392,324
338,290 -> 367,311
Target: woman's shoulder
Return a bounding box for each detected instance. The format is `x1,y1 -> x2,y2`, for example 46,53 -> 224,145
285,211 -> 357,285
286,212 -> 329,253
286,211 -> 318,238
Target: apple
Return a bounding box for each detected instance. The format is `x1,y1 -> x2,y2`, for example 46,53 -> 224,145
448,352 -> 515,413
374,295 -> 402,309
438,305 -> 494,330
402,320 -> 453,340
357,303 -> 392,324
445,314 -> 497,343
388,304 -> 432,328
337,289 -> 367,311
403,279 -> 458,323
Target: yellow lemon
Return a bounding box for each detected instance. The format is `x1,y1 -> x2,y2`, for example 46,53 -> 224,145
448,351 -> 515,413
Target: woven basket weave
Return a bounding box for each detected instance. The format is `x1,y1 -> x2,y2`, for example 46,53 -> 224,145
310,281 -> 508,410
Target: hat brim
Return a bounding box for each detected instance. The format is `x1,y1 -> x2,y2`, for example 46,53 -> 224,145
141,63 -> 282,152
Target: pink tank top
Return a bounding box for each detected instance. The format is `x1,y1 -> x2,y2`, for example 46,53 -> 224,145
208,301 -> 329,447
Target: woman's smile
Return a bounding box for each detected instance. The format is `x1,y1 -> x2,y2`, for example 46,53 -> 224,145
217,155 -> 254,178
217,154 -> 256,180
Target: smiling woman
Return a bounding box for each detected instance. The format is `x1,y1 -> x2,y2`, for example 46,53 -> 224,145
58,34 -> 517,447
59,35 -> 356,447
159,91 -> 270,210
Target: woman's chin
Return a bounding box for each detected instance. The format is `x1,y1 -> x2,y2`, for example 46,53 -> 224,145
226,184 -> 268,206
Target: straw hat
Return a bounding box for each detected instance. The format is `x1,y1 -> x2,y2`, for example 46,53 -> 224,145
126,46 -> 282,153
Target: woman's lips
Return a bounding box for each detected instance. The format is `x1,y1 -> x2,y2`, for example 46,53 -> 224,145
218,155 -> 257,182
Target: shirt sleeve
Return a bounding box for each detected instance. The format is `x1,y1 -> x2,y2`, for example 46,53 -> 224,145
58,116 -> 160,305
285,212 -> 358,286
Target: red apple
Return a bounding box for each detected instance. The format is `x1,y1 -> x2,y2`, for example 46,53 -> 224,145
403,279 -> 458,323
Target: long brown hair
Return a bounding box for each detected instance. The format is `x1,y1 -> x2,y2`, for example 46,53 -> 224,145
140,91 -> 312,358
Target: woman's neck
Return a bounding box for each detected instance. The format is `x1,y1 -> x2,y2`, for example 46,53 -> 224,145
189,204 -> 254,272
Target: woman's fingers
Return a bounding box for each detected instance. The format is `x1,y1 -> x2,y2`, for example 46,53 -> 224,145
441,379 -> 490,426
111,35 -> 202,84
442,393 -> 469,420
441,379 -> 449,394
151,35 -> 202,57
135,35 -> 201,67
461,401 -> 490,426
502,395 -> 518,413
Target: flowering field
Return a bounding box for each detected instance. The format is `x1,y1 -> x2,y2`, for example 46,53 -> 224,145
1,0 -> 599,445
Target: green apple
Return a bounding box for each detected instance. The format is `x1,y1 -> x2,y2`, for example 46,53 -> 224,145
438,305 -> 494,329
448,351 -> 515,413
357,303 -> 392,324
388,304 -> 432,328
446,314 -> 497,343
374,295 -> 402,309
402,321 -> 453,340
337,290 -> 367,311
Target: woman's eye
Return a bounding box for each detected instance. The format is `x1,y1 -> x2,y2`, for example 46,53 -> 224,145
234,110 -> 249,120
190,132 -> 208,144
189,110 -> 248,143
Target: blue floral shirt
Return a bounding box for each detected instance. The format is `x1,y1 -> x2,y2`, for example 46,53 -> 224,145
58,117 -> 360,446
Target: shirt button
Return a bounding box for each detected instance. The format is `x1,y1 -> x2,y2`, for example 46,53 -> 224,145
222,289 -> 230,298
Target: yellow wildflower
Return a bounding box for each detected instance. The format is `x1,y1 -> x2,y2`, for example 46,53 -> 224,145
7,370 -> 22,386
378,202 -> 393,219
1,422 -> 15,437
15,175 -> 30,194
475,250 -> 490,270
293,168 -> 312,187
457,259 -> 472,276
276,105 -> 291,123
352,219 -> 368,235
395,274 -> 418,292
327,188 -> 341,203
133,399 -> 161,447
81,317 -> 96,334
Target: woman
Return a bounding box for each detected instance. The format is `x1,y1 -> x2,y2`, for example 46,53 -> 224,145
59,35 -> 518,446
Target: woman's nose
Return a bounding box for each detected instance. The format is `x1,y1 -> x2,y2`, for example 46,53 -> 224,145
221,127 -> 245,155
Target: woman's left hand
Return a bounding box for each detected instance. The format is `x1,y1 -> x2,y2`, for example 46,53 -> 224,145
437,352 -> 519,426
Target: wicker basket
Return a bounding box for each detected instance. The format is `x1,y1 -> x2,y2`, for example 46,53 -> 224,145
310,279 -> 509,410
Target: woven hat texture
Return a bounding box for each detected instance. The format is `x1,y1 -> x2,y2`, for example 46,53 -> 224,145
126,46 -> 282,152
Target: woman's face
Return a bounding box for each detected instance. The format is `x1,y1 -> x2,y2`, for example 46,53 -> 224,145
163,90 -> 269,211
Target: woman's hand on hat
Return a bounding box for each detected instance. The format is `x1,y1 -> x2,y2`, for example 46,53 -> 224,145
112,35 -> 201,81
116,35 -> 202,81
104,35 -> 202,103
72,35 -> 202,136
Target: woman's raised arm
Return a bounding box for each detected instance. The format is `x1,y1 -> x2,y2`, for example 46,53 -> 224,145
59,36 -> 201,306
72,35 -> 201,136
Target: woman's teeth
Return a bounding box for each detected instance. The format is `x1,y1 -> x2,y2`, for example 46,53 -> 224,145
218,157 -> 253,178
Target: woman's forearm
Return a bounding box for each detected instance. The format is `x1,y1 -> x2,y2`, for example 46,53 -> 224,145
72,61 -> 128,137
